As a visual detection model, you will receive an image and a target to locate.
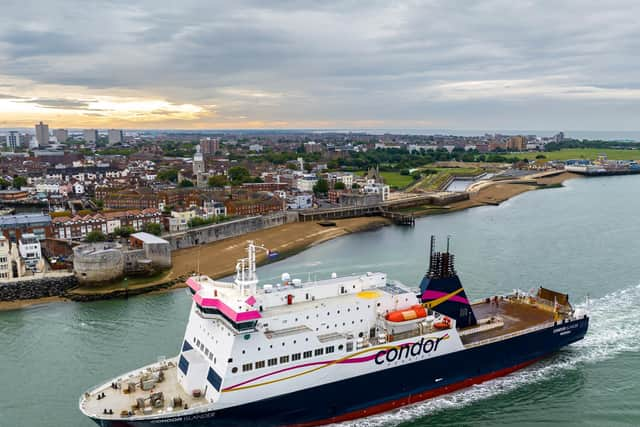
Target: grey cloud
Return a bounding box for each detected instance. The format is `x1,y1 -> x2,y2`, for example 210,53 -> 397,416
0,0 -> 639,129
24,98 -> 94,110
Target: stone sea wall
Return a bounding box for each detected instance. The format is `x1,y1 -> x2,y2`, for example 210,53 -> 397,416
0,274 -> 78,301
164,211 -> 298,250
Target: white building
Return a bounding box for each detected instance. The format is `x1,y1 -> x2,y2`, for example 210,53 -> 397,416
193,146 -> 206,187
203,201 -> 226,217
6,131 -> 20,150
108,129 -> 124,145
296,174 -> 318,192
363,181 -> 390,201
288,194 -> 313,209
327,172 -> 353,189
249,144 -> 263,152
0,236 -> 11,279
18,233 -> 42,271
35,180 -> 61,194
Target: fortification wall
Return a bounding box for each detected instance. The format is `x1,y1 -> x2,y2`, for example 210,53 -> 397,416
165,212 -> 297,250
73,243 -> 124,284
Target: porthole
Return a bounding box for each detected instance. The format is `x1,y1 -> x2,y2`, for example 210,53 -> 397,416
232,367 -> 238,373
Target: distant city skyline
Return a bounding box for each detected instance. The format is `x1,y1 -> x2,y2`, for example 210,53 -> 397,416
1,1 -> 639,130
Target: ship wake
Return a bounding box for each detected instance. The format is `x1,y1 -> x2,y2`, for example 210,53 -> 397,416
334,284 -> 640,427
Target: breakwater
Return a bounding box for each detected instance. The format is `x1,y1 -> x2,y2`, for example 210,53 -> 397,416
0,273 -> 77,301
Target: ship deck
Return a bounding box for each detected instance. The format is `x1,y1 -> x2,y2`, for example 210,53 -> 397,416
80,359 -> 208,421
460,298 -> 556,345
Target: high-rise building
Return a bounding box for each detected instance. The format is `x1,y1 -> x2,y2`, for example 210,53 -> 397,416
35,121 -> 49,147
200,137 -> 220,156
54,129 -> 68,143
83,129 -> 98,143
507,135 -> 526,151
6,131 -> 20,150
108,129 -> 124,145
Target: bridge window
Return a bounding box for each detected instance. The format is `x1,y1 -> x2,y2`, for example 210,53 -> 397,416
303,351 -> 312,359
280,355 -> 289,364
326,346 -> 335,354
255,360 -> 265,369
268,358 -> 277,367
292,353 -> 301,361
314,348 -> 324,356
242,363 -> 253,372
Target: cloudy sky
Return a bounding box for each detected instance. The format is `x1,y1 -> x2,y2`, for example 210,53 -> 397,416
0,0 -> 639,130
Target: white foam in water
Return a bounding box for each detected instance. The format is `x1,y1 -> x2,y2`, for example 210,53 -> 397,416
333,284 -> 640,427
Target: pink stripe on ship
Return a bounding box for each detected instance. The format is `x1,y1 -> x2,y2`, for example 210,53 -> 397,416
186,277 -> 201,292
421,290 -> 469,305
193,293 -> 261,322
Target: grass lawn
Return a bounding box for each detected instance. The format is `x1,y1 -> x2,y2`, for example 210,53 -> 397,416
353,170 -> 416,189
513,148 -> 640,161
417,167 -> 483,191
379,171 -> 415,188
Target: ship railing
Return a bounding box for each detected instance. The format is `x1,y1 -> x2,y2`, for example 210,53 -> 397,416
463,321 -> 556,348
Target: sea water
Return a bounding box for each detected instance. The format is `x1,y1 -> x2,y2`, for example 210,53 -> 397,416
2,175 -> 640,426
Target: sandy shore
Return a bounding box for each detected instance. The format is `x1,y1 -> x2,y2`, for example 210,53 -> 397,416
408,171 -> 581,214
0,171 -> 580,312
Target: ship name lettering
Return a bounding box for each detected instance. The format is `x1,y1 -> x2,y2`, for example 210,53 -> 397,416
375,337 -> 445,365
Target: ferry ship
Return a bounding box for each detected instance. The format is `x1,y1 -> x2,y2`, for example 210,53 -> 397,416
79,237 -> 589,426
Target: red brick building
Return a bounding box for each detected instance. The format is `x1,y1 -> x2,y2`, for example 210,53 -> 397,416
224,194 -> 284,216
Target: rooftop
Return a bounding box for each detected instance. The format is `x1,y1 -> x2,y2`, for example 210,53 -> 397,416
0,214 -> 51,228
131,232 -> 169,245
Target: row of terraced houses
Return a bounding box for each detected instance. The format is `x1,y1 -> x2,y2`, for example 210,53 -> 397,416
51,209 -> 162,240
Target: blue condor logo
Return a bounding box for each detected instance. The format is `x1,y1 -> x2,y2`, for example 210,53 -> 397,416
374,334 -> 449,365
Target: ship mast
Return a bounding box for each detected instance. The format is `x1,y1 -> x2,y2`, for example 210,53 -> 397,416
235,241 -> 268,296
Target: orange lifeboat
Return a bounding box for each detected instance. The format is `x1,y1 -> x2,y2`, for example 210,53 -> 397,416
434,317 -> 451,329
386,305 -> 427,322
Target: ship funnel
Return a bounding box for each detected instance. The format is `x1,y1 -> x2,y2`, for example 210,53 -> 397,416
419,236 -> 477,328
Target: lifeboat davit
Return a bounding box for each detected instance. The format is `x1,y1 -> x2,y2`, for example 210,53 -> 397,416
434,317 -> 451,329
386,305 -> 427,322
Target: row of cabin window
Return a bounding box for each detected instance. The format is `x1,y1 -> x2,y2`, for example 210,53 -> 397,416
239,345 -> 337,373
194,336 -> 215,363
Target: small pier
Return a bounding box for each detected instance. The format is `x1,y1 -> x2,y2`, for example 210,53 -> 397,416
379,209 -> 415,226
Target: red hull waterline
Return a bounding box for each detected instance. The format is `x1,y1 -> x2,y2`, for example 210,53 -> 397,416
290,357 -> 543,427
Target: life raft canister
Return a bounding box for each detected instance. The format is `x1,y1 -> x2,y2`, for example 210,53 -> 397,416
434,317 -> 451,329
386,305 -> 427,322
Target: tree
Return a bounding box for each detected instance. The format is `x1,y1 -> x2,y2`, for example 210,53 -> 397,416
334,181 -> 346,190
228,166 -> 251,185
12,176 -> 27,189
86,230 -> 106,243
536,154 -> 546,159
143,222 -> 162,236
179,179 -> 194,188
157,168 -> 179,182
0,178 -> 9,190
208,175 -> 228,188
113,226 -> 134,238
313,178 -> 329,195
